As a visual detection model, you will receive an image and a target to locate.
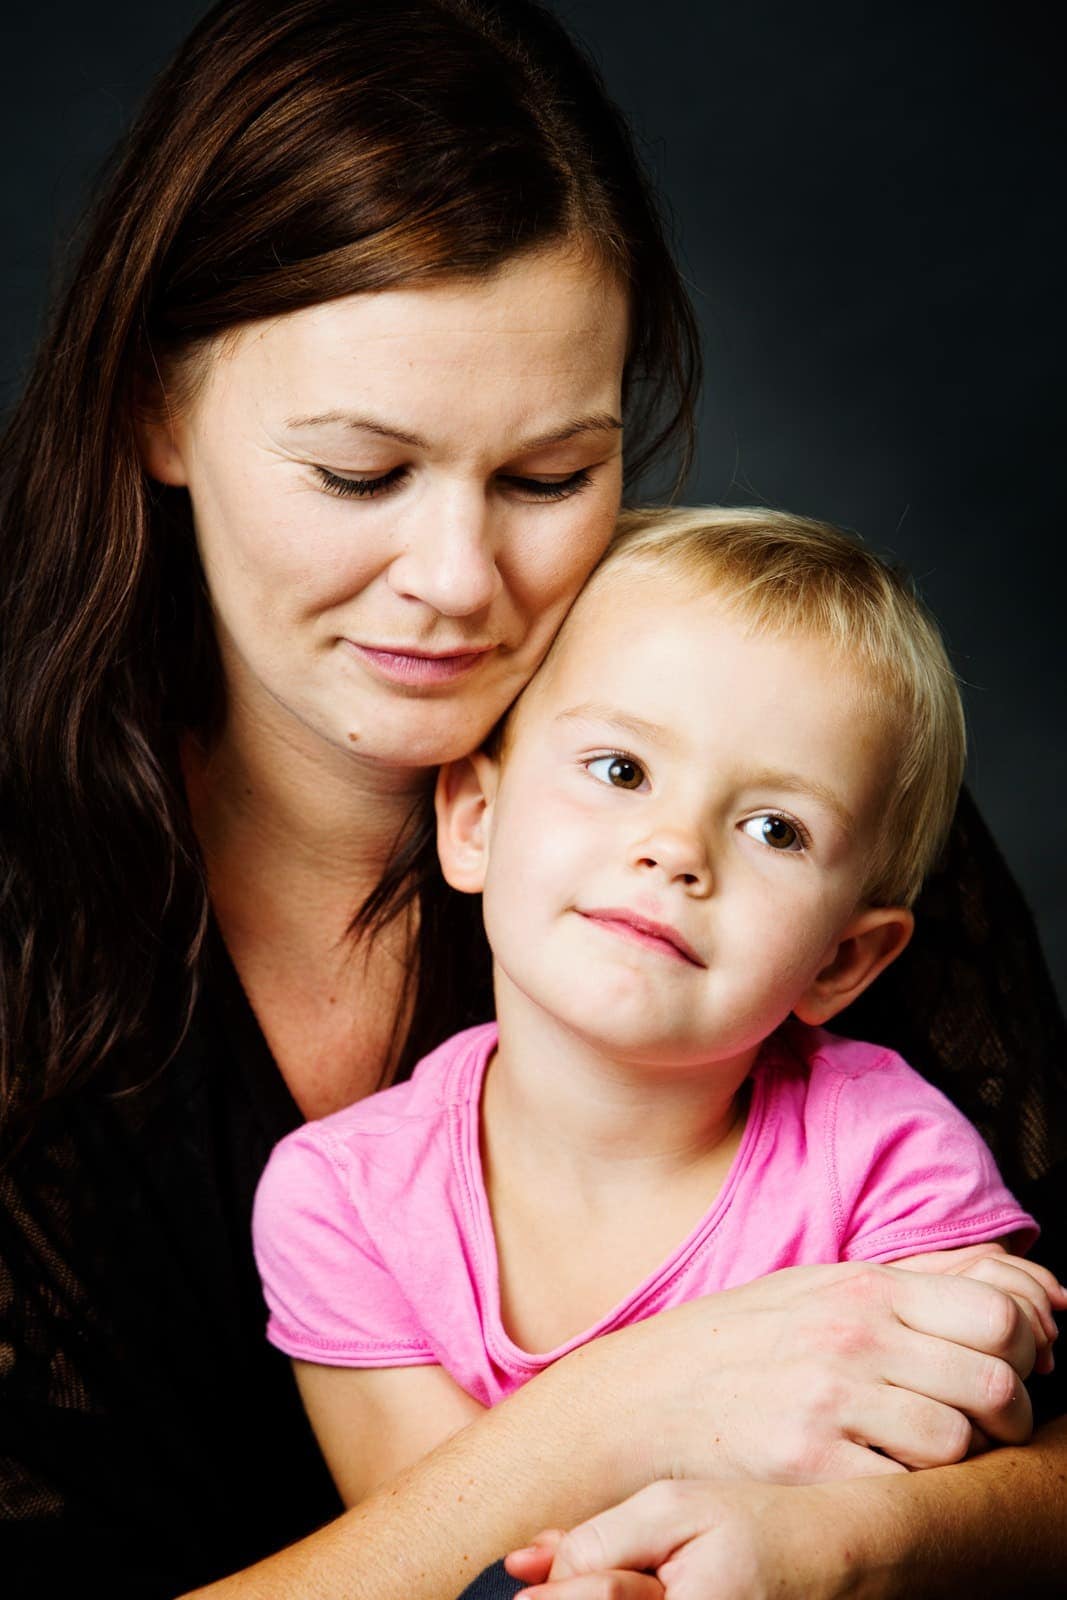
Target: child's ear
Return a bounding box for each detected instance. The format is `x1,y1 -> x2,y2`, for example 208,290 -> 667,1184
434,753 -> 499,895
793,905 -> 914,1027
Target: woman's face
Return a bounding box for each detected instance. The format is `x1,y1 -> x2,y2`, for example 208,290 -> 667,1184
143,245 -> 629,770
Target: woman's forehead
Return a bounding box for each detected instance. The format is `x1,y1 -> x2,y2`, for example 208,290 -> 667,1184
207,246 -> 625,380
185,246 -> 629,453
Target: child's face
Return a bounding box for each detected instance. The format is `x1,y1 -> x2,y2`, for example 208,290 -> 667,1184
437,566 -> 911,1071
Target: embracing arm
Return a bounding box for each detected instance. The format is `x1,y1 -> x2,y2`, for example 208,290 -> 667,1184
816,1418 -> 1067,1599
185,1342 -> 643,1600
185,1260 -> 1048,1598
507,1416 -> 1067,1600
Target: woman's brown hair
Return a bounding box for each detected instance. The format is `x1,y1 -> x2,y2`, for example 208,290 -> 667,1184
0,0 -> 700,1135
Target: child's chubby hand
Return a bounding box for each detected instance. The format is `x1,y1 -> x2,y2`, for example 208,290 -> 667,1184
891,1241 -> 1066,1377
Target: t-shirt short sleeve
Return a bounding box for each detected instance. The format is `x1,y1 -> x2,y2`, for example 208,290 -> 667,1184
826,1049 -> 1039,1261
252,1124 -> 435,1367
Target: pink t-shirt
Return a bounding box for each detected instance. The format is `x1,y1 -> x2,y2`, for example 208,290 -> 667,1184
253,1021 -> 1037,1407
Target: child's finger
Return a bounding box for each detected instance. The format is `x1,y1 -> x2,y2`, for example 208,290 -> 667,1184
961,1267 -> 1055,1367
506,1532 -> 566,1584
990,1254 -> 1067,1311
961,1258 -> 1057,1347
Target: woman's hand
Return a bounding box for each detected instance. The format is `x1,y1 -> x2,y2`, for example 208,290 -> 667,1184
890,1242 -> 1063,1375
553,1259 -> 1042,1495
505,1480 -> 880,1600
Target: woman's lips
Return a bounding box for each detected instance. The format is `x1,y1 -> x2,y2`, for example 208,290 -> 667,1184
344,641 -> 495,686
579,908 -> 706,967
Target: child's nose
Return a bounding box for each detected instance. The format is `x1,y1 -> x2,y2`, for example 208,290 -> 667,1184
631,826 -> 712,891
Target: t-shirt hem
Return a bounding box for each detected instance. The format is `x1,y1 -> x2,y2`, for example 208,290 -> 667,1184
842,1208 -> 1039,1262
266,1320 -> 438,1367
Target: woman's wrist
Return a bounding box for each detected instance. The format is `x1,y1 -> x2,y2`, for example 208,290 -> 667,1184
798,1419 -> 1067,1599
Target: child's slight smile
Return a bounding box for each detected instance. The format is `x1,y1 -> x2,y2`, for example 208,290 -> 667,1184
439,567 -> 913,1079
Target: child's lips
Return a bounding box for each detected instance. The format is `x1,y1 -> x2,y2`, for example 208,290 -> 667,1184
578,907 -> 706,967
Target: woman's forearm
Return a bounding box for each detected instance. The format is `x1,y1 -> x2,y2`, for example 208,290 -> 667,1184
185,1261 -> 1056,1597
513,1416 -> 1067,1599
184,1346 -> 631,1600
835,1413 -> 1067,1598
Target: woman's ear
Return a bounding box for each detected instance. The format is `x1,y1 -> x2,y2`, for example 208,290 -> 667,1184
793,905 -> 914,1026
133,377 -> 190,487
434,753 -> 499,894
138,420 -> 189,486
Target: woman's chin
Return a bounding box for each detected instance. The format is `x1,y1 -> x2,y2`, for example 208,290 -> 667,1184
334,705 -> 503,771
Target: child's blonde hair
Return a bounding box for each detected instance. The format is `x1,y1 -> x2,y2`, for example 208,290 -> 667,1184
574,505 -> 966,908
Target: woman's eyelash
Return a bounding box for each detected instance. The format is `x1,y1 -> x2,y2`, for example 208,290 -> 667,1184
501,468 -> 592,501
315,466 -> 408,499
313,466 -> 592,501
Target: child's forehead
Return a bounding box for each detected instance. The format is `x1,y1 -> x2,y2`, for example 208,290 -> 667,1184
509,559 -> 890,740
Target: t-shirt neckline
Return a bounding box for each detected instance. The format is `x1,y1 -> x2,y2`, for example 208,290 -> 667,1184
450,1025 -> 772,1373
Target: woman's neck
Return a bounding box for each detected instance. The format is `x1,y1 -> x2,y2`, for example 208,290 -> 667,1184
184,695 -> 432,1119
186,693 -> 429,913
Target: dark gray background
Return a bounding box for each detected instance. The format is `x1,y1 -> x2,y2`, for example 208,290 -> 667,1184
2,3 -> 1063,1001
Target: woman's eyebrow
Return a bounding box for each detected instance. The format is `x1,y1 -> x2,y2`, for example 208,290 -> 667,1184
281,410 -> 623,452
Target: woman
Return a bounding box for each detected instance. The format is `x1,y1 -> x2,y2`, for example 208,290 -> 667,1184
0,2 -> 1063,1597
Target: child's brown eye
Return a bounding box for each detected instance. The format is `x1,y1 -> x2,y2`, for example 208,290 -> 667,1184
587,755 -> 647,790
742,814 -> 803,851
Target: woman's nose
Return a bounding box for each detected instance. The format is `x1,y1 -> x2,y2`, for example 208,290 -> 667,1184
631,825 -> 713,892
387,484 -> 500,617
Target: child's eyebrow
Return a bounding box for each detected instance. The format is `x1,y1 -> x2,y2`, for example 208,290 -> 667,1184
742,767 -> 857,839
555,703 -> 677,748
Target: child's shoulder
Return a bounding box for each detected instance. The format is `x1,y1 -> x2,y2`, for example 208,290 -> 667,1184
772,1020 -> 906,1083
764,1020 -> 949,1120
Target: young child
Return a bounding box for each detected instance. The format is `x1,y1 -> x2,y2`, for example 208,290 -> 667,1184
253,506 -> 1058,1507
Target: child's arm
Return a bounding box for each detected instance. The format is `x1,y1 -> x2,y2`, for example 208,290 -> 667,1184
292,1359 -> 485,1506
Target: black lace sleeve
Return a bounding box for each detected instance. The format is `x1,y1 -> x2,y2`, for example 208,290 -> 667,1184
838,788 -> 1067,1423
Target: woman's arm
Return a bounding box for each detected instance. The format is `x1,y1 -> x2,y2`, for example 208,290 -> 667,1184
506,1416 -> 1067,1599
184,1260 -> 1042,1598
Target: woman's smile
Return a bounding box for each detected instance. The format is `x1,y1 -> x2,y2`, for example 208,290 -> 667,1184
142,244 -> 629,771
342,640 -> 497,688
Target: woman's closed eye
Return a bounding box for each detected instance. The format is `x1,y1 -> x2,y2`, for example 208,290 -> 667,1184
315,465 -> 408,499
740,813 -> 808,852
313,465 -> 593,502
586,753 -> 648,791
498,468 -> 592,501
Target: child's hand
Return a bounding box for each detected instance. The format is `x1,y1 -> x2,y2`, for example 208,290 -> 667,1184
892,1243 -> 1066,1376
506,1522 -> 664,1598
504,1481 -> 872,1599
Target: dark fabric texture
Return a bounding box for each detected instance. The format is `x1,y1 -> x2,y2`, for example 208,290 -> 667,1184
456,1562 -> 526,1599
0,926 -> 343,1596
0,792 -> 1064,1595
837,789 -> 1067,1426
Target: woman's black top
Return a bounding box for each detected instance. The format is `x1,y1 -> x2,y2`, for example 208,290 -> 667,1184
0,792 -> 1065,1597
0,925 -> 343,1597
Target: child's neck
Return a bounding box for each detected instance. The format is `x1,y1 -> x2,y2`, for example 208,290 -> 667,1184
480,977 -> 758,1354
487,974 -> 756,1181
